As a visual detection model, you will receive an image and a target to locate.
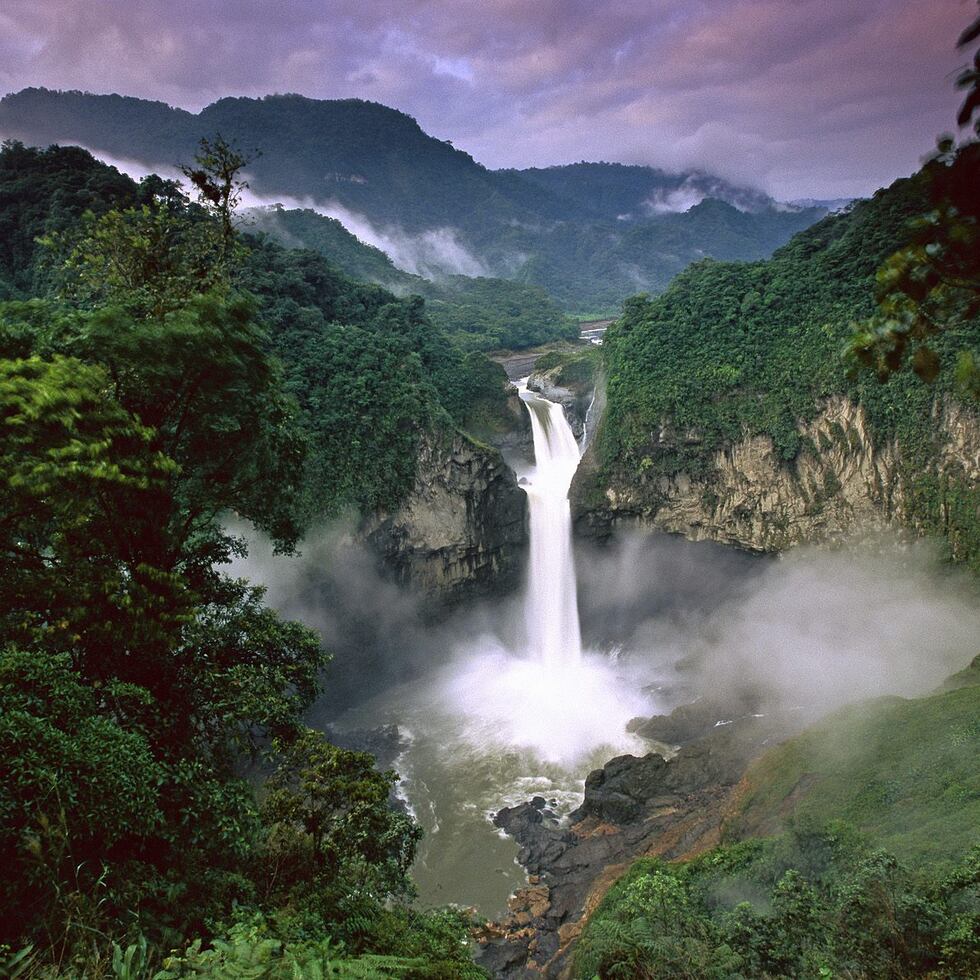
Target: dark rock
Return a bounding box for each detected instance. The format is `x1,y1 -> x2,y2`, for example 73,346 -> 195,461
362,426 -> 528,610
571,753 -> 669,824
479,709 -> 810,978
320,723 -> 404,771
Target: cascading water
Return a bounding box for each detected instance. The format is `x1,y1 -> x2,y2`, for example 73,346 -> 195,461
328,378 -> 654,914
520,386 -> 583,667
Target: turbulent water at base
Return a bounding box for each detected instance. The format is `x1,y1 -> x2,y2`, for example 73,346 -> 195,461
331,381 -> 656,915
520,386 -> 583,667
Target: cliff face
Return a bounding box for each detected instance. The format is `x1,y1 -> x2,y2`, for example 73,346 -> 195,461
362,427 -> 527,605
527,363 -> 596,441
574,395 -> 980,553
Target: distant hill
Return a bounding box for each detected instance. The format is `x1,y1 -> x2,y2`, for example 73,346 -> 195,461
507,162 -> 776,219
0,87 -> 827,311
248,206 -> 577,350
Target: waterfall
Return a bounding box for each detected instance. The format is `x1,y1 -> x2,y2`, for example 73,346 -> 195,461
519,386 -> 583,667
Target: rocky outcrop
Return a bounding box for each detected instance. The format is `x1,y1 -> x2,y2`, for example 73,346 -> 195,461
574,394 -> 980,551
362,427 -> 527,607
527,367 -> 595,441
486,385 -> 534,465
478,710 -> 804,978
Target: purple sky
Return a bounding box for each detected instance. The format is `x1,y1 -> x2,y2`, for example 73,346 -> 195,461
0,0 -> 973,199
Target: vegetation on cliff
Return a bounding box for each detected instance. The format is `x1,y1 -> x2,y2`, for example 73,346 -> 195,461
0,139 -> 487,976
593,145 -> 980,566
576,829 -> 980,979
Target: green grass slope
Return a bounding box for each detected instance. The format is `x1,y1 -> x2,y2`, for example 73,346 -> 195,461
727,664 -> 980,869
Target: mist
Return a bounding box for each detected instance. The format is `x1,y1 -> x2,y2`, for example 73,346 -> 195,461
226,520 -> 977,757
577,532 -> 980,723
70,145 -> 490,281
643,174 -> 773,215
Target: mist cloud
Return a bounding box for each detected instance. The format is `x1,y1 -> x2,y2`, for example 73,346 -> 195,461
0,0 -> 970,200
579,532 -> 980,720
73,147 -> 489,279
227,520 -> 977,753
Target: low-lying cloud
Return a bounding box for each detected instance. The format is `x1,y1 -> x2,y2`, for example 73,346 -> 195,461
71,147 -> 490,280
579,532 -> 980,719
229,520 -> 978,748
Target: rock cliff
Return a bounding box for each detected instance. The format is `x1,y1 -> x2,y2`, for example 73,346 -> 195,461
361,426 -> 527,606
527,364 -> 595,440
574,395 -> 980,554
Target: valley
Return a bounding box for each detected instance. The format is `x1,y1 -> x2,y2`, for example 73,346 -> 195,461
1,15 -> 979,975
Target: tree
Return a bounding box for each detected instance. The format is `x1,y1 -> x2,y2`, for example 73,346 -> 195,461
955,3 -> 980,133
0,355 -> 182,675
260,731 -> 421,922
847,8 -> 980,396
49,205 -> 229,319
181,134 -> 256,251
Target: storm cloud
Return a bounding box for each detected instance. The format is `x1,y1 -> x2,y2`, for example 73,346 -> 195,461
0,0 -> 972,199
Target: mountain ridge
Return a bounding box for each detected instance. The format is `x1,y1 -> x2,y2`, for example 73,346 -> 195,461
0,87 -> 826,311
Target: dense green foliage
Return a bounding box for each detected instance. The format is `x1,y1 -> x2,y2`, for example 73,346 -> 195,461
422,276 -> 578,351
849,139 -> 980,396
0,90 -> 826,312
597,148 -> 980,566
575,828 -> 980,979
0,140 -> 160,299
0,140 -> 486,976
0,141 -> 513,519
577,664 -> 980,978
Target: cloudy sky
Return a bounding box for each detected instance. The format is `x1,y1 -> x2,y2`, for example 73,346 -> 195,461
0,0 -> 973,198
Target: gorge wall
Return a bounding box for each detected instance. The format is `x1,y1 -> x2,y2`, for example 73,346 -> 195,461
361,426 -> 527,605
573,394 -> 980,556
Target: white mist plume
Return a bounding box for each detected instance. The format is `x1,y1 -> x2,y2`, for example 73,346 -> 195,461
77,146 -> 489,280
579,533 -> 980,718
644,173 -> 774,215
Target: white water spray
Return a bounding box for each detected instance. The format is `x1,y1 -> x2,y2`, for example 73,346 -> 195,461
520,386 -> 583,667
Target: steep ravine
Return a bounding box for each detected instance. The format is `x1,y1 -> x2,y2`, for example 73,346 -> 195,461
573,394 -> 980,554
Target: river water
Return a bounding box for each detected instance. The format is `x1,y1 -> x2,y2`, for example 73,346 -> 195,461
332,383 -> 658,914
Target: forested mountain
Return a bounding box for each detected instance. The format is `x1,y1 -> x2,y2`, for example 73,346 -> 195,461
247,205 -> 578,350
506,162 -> 777,219
0,88 -> 826,311
0,141 -> 516,520
580,144 -> 980,569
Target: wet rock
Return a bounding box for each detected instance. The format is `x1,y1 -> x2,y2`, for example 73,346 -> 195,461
478,710 -> 809,978
629,694 -> 763,746
527,372 -> 591,440
320,723 -> 404,771
362,426 -> 527,609
571,753 -> 669,824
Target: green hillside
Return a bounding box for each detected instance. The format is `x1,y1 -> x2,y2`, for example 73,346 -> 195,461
727,664 -> 980,868
0,139 -> 493,976
249,205 -> 578,350
0,142 -> 513,521
0,88 -> 826,312
574,659 -> 980,979
592,148 -> 980,566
